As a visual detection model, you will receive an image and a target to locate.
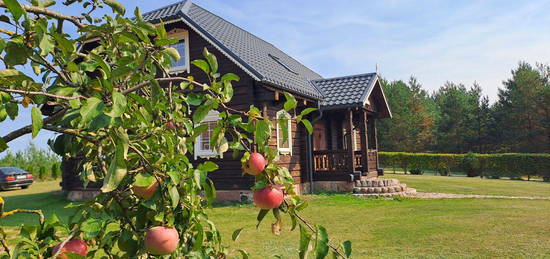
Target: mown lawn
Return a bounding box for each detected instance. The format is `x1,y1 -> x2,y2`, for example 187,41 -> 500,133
385,174 -> 550,197
2,179 -> 550,258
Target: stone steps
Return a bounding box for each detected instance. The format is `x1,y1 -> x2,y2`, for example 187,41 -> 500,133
352,178 -> 416,196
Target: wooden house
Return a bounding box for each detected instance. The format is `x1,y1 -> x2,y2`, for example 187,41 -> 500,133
61,0 -> 392,201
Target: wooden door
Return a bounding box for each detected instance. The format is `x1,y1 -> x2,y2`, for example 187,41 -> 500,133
313,121 -> 327,151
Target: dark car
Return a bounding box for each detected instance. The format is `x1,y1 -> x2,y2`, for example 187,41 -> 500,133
0,167 -> 34,190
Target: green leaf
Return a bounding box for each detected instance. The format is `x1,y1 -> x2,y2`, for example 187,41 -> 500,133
256,209 -> 269,229
202,178 -> 216,206
133,173 -> 155,188
238,249 -> 250,259
0,138 -> 7,152
4,42 -> 28,66
284,92 -> 297,111
80,97 -> 103,125
0,92 -> 11,104
300,108 -> 317,117
232,228 -> 244,242
0,106 -> 6,122
111,66 -> 132,79
221,73 -> 240,83
90,53 -> 111,77
169,185 -> 180,208
31,106 -> 42,139
251,181 -> 266,190
101,145 -> 127,193
203,48 -> 218,73
81,218 -> 103,239
3,0 -> 25,22
39,35 -> 54,56
163,47 -> 180,62
301,119 -> 313,135
0,69 -> 21,77
198,161 -> 219,172
299,225 -> 312,259
255,119 -> 271,145
192,103 -> 212,123
191,59 -> 210,75
103,0 -> 125,15
314,226 -> 329,259
105,91 -> 127,118
341,240 -> 352,258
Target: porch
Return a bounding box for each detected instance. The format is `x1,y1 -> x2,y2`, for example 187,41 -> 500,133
310,108 -> 380,182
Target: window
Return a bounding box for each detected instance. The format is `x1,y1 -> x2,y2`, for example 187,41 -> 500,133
195,111 -> 220,159
276,110 -> 292,155
168,29 -> 190,73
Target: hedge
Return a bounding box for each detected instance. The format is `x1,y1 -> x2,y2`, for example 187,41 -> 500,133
379,152 -> 550,181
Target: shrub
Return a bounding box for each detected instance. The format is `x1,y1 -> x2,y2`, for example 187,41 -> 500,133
461,152 -> 481,177
409,169 -> 424,175
51,163 -> 61,180
380,152 -> 550,180
38,166 -> 48,181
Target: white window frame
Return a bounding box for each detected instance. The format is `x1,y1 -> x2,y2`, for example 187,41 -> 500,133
168,28 -> 190,74
194,110 -> 220,159
276,110 -> 293,155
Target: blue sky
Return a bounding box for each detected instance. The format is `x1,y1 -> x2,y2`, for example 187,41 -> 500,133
2,0 -> 550,154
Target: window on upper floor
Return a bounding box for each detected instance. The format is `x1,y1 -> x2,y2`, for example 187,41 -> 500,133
168,29 -> 190,73
194,110 -> 220,159
276,110 -> 292,155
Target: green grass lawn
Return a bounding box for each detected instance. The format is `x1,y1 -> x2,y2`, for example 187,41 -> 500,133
2,179 -> 550,258
384,174 -> 550,197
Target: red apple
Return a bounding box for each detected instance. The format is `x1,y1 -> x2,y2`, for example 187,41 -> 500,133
253,186 -> 284,209
52,239 -> 87,259
145,226 -> 180,255
166,121 -> 177,130
246,153 -> 266,175
132,181 -> 159,199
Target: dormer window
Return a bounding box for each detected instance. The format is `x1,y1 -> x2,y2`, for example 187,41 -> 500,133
168,29 -> 190,73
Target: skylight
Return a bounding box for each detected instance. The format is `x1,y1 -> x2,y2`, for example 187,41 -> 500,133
269,54 -> 298,75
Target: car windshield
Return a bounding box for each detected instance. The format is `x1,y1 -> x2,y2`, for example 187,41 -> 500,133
0,167 -> 27,175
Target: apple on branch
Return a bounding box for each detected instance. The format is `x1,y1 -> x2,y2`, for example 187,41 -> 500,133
52,239 -> 87,259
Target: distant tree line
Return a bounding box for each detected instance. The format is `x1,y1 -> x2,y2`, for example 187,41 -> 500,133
0,144 -> 61,180
378,62 -> 550,154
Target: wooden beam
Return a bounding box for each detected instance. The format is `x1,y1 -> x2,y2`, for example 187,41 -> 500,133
274,91 -> 280,101
359,109 -> 369,176
373,118 -> 379,169
346,110 -> 356,173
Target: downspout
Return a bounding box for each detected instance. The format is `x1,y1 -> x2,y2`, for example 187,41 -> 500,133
307,102 -> 323,194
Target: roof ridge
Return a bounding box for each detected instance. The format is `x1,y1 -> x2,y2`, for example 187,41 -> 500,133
141,0 -> 187,17
190,3 -> 323,80
312,72 -> 377,82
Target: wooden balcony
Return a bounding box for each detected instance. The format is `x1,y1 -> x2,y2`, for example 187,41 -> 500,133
313,149 -> 378,181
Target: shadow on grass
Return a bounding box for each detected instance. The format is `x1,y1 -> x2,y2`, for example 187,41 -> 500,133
0,192 -> 76,226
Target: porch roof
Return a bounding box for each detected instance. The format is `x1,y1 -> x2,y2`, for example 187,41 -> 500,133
311,73 -> 378,109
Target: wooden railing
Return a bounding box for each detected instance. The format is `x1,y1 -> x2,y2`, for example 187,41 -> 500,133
313,149 -> 378,181
313,150 -> 350,173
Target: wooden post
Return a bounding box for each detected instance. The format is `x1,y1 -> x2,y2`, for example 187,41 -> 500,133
359,109 -> 369,176
373,118 -> 379,169
346,110 -> 356,173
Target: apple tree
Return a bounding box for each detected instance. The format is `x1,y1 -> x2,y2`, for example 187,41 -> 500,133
0,0 -> 352,258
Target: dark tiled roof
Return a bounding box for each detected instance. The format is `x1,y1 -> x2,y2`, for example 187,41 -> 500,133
141,1 -> 324,99
141,1 -> 189,23
311,73 -> 378,109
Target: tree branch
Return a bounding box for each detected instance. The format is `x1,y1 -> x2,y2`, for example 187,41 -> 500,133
42,125 -> 98,143
0,0 -> 85,29
1,108 -> 67,143
0,88 -> 84,100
